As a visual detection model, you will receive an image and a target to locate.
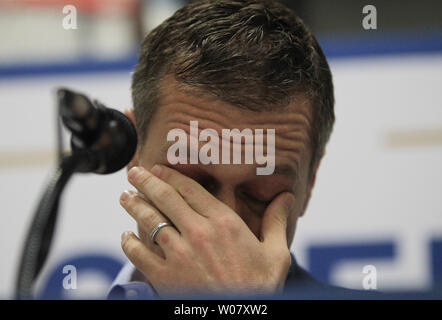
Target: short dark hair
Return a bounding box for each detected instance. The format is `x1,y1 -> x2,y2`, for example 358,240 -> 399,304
132,0 -> 334,172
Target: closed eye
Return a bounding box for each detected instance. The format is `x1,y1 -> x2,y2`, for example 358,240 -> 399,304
249,195 -> 270,206
242,192 -> 271,213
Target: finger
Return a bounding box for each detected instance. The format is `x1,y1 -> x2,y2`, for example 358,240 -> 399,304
260,192 -> 295,249
150,164 -> 222,217
121,231 -> 163,281
127,166 -> 202,231
138,227 -> 166,260
120,190 -> 181,253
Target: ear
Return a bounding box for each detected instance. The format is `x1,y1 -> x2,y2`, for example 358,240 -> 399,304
299,150 -> 324,217
124,108 -> 140,171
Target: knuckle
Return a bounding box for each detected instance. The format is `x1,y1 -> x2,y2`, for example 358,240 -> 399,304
122,238 -> 140,256
178,183 -> 195,198
154,185 -> 174,200
188,226 -> 209,243
171,243 -> 189,260
270,213 -> 286,228
142,209 -> 161,229
126,194 -> 141,211
138,171 -> 155,188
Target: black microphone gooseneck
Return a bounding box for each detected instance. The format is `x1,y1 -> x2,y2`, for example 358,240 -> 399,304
15,88 -> 137,299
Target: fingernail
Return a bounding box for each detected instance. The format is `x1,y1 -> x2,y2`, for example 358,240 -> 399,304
120,190 -> 131,203
128,166 -> 142,181
150,164 -> 162,177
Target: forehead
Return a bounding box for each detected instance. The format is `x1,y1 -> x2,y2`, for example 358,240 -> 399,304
144,78 -> 313,183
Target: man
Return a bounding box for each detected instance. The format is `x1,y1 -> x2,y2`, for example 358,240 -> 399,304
108,0 -> 344,299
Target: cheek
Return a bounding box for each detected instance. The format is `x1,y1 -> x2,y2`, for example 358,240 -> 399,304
138,147 -> 158,168
286,215 -> 299,247
286,193 -> 307,244
287,210 -> 299,234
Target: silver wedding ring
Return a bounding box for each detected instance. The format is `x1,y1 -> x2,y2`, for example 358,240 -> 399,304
150,222 -> 172,244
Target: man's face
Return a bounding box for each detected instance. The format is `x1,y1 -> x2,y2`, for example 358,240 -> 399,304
132,78 -> 316,248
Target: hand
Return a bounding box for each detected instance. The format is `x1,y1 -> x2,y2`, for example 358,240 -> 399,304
119,164 -> 295,297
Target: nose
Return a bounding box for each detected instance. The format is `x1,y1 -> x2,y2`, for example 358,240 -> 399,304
211,184 -> 260,238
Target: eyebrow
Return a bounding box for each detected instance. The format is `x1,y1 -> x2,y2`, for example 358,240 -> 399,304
160,142 -> 299,181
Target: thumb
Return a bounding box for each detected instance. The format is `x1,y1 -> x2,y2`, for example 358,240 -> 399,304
260,192 -> 295,248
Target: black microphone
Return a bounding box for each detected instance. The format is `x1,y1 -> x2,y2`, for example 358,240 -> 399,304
16,88 -> 138,299
57,88 -> 137,174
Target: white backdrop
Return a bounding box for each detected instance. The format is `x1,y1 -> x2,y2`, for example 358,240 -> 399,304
1,53 -> 441,299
